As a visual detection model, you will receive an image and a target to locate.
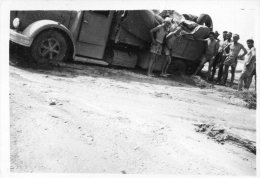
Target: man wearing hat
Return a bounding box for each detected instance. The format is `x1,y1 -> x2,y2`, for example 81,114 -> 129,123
222,34 -> 248,86
214,30 -> 220,38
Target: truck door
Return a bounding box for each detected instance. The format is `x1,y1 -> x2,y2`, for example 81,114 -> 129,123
76,11 -> 114,59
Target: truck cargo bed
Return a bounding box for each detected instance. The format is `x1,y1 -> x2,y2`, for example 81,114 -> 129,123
170,36 -> 206,61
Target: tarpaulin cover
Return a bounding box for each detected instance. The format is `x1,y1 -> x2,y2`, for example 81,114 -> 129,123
120,10 -> 163,43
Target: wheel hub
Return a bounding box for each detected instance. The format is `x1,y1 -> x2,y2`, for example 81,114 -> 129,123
39,38 -> 60,60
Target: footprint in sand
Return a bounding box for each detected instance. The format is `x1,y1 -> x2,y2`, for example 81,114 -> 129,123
81,134 -> 94,145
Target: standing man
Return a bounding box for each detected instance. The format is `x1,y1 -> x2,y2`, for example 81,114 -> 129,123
147,18 -> 171,76
221,34 -> 248,87
209,31 -> 220,81
246,68 -> 256,90
216,31 -> 232,83
160,40 -> 172,77
222,31 -> 228,41
238,39 -> 256,90
193,31 -> 219,80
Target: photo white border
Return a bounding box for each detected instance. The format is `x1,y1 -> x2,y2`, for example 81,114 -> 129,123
1,0 -> 259,178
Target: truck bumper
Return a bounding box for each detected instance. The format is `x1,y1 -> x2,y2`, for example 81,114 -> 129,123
10,29 -> 32,47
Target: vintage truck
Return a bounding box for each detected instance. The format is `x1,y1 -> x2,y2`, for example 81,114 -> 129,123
10,10 -> 206,73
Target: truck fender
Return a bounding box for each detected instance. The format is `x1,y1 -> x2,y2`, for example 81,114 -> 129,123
22,20 -> 76,58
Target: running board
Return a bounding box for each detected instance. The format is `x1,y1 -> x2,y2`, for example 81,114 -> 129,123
74,56 -> 109,66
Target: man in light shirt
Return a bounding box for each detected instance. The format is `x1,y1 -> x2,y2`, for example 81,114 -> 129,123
221,34 -> 248,87
238,39 -> 256,90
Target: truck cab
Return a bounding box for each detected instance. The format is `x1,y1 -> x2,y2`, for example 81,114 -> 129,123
10,11 -> 113,63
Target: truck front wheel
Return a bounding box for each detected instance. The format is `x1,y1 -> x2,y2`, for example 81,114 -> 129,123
30,30 -> 68,64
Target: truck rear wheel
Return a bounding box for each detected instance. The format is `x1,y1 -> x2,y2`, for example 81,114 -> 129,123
186,61 -> 200,75
30,30 -> 68,64
172,59 -> 187,74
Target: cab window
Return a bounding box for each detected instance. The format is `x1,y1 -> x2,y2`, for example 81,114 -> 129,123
91,11 -> 110,17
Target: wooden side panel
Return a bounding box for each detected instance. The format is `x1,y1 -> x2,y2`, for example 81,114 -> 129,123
111,50 -> 137,68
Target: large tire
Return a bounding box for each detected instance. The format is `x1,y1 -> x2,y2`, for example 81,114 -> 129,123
30,30 -> 68,64
186,61 -> 200,75
172,59 -> 187,74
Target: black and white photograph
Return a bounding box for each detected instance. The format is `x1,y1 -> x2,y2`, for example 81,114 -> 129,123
0,0 -> 259,177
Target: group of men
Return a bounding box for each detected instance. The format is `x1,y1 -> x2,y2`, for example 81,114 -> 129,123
194,30 -> 256,90
147,17 -> 256,90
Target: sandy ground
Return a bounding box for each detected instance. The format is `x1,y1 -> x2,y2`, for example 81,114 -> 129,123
9,58 -> 256,175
